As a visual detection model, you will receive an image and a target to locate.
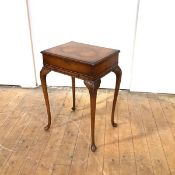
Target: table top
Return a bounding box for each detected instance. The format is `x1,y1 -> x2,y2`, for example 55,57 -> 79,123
41,41 -> 120,65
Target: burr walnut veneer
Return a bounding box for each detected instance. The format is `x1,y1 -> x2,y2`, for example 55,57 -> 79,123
40,41 -> 122,152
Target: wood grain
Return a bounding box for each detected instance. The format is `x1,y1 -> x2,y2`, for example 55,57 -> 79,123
0,86 -> 175,175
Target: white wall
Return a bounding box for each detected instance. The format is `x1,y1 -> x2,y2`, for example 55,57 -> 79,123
0,0 -> 175,93
28,0 -> 138,89
130,0 -> 175,93
0,0 -> 36,87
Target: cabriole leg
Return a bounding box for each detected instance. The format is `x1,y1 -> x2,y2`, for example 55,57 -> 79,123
71,76 -> 76,111
40,67 -> 51,131
111,66 -> 122,127
84,79 -> 101,152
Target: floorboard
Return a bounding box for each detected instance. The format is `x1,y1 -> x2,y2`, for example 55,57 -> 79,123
0,86 -> 175,175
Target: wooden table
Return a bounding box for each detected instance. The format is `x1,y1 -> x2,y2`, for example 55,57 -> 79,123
40,41 -> 122,152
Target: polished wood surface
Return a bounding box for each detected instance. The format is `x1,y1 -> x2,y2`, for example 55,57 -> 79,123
0,87 -> 175,175
40,42 -> 121,152
41,42 -> 120,81
41,41 -> 119,65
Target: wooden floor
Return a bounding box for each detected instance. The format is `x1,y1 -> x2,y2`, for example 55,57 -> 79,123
0,86 -> 175,175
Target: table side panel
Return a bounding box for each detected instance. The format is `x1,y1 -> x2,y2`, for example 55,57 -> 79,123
42,54 -> 93,76
93,53 -> 119,76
